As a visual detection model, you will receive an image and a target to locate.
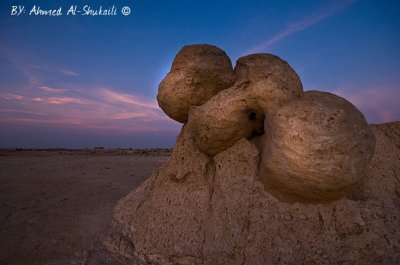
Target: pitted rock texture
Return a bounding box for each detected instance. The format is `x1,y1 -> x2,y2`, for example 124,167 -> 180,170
106,44 -> 397,264
107,122 -> 400,265
260,90 -> 376,202
157,44 -> 233,123
107,126 -> 212,264
188,87 -> 263,156
188,53 -> 303,156
233,53 -> 302,85
234,53 -> 303,113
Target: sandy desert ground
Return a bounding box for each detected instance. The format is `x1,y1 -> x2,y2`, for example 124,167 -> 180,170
0,149 -> 170,265
1,120 -> 399,265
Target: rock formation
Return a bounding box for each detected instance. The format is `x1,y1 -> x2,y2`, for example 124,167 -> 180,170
106,44 -> 399,264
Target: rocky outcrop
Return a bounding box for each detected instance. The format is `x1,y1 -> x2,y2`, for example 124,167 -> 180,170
105,44 -> 399,264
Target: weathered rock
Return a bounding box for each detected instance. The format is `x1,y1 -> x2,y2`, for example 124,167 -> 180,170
188,54 -> 303,156
260,91 -> 376,202
107,45 -> 398,264
234,53 -> 300,83
234,53 -> 303,113
188,87 -> 263,156
202,138 -> 260,264
107,125 -> 212,264
157,44 -> 233,123
107,122 -> 400,265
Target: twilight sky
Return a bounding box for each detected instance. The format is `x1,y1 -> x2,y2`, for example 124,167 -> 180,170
0,0 -> 399,148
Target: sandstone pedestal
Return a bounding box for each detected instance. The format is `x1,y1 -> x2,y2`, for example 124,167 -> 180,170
105,44 -> 399,265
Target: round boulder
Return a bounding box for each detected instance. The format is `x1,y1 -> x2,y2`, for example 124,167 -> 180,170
234,53 -> 303,113
260,91 -> 376,202
157,44 -> 233,123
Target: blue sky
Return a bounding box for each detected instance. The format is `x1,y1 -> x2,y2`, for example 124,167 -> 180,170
0,0 -> 399,148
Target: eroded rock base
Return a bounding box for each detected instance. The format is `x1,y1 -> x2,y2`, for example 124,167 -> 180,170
106,122 -> 400,265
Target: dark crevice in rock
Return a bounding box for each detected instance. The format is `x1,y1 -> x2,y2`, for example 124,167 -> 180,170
201,158 -> 216,265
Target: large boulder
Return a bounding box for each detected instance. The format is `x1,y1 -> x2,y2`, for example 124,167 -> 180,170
157,44 -> 233,123
260,91 -> 376,202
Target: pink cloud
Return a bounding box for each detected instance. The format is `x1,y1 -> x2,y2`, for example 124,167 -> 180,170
38,86 -> 69,93
0,117 -> 83,126
32,97 -> 44,102
0,48 -> 176,133
0,86 -> 178,133
47,97 -> 86,105
97,88 -> 159,109
0,108 -> 42,115
0,93 -> 25,101
333,86 -> 400,123
111,111 -> 160,120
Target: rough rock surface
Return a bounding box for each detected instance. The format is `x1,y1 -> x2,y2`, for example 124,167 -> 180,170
233,53 -> 302,85
188,53 -> 303,155
234,53 -> 303,113
107,122 -> 400,265
188,87 -> 262,155
106,125 -> 212,264
106,44 -> 399,264
260,90 -> 376,202
157,44 -> 233,123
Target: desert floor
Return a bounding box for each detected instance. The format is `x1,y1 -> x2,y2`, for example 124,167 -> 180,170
0,149 -> 169,265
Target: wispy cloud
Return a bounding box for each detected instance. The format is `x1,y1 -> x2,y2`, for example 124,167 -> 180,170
333,86 -> 400,123
0,93 -> 25,101
246,0 -> 357,54
42,97 -> 86,105
97,88 -> 159,109
0,86 -> 178,132
27,64 -> 79,77
0,45 -> 178,133
38,86 -> 69,93
1,92 -> 84,105
0,50 -> 41,86
0,48 -> 79,90
60,69 -> 79,76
